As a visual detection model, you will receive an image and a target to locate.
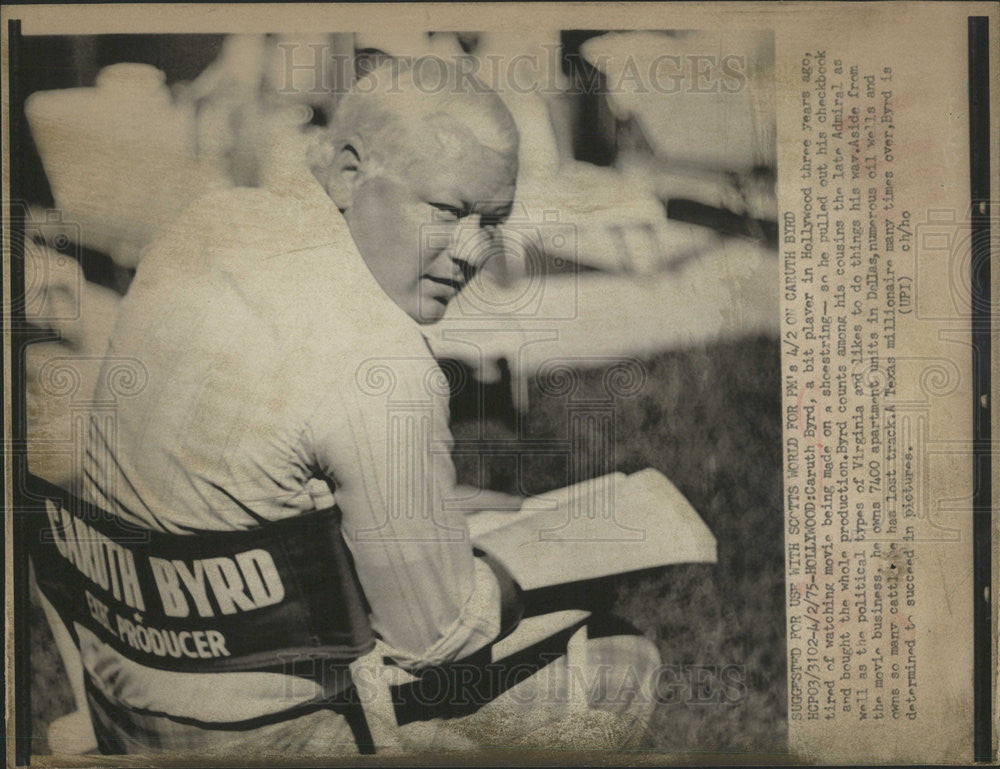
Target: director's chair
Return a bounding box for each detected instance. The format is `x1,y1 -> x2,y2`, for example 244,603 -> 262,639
25,474 -> 616,755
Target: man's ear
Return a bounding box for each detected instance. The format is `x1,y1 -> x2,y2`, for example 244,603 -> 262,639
307,135 -> 365,211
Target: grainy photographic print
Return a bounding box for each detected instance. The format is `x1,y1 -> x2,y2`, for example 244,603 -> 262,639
10,21 -> 781,761
3,3 -> 995,767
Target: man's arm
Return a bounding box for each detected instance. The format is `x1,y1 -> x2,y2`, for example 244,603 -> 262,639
307,347 -> 521,671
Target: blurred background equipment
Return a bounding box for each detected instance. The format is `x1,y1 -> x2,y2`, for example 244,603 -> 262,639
25,62 -> 229,269
18,30 -> 777,276
20,29 -> 780,406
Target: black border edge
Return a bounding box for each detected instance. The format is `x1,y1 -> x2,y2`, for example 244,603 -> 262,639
7,17 -> 32,767
969,14 -> 993,766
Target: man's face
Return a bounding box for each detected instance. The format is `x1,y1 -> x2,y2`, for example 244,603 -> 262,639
342,120 -> 517,324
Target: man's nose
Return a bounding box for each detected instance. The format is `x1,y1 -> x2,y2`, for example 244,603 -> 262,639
449,215 -> 499,276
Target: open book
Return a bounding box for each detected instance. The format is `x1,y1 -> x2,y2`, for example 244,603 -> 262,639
468,468 -> 717,591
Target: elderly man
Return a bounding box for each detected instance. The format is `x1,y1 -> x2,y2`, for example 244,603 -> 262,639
35,59 -> 657,755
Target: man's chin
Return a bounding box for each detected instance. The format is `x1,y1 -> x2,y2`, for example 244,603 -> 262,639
412,297 -> 449,325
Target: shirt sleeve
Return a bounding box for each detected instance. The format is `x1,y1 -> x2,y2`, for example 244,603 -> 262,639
305,337 -> 502,671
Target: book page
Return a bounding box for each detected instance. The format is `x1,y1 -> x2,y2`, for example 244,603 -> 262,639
469,470 -> 716,589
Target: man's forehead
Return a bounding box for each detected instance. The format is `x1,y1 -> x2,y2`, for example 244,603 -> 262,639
397,125 -> 517,211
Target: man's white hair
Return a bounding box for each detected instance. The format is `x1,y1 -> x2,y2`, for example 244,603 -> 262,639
327,56 -> 519,173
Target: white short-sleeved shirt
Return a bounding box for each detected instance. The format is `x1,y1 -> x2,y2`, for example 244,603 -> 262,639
81,184 -> 501,723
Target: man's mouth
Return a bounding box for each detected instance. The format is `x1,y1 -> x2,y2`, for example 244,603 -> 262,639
422,275 -> 464,302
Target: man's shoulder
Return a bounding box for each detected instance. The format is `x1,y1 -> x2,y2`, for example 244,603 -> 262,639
190,184 -> 334,221
180,185 -> 351,257
136,184 -> 354,294
130,183 -> 432,363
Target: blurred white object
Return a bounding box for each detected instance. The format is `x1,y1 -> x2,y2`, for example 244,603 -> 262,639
581,31 -> 776,172
469,32 -> 703,279
46,710 -> 97,756
23,239 -> 120,350
185,34 -> 269,103
428,235 -> 778,395
46,711 -> 97,756
265,33 -> 340,99
474,30 -> 567,178
25,343 -> 106,489
510,163 -> 719,275
354,30 -> 462,59
34,579 -> 98,755
26,63 -> 228,267
23,236 -> 121,488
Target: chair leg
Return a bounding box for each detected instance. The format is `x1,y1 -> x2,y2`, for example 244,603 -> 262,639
35,575 -> 98,754
349,650 -> 404,753
566,623 -> 590,712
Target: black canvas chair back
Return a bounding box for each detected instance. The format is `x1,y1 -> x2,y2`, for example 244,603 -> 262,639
24,473 -> 385,751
